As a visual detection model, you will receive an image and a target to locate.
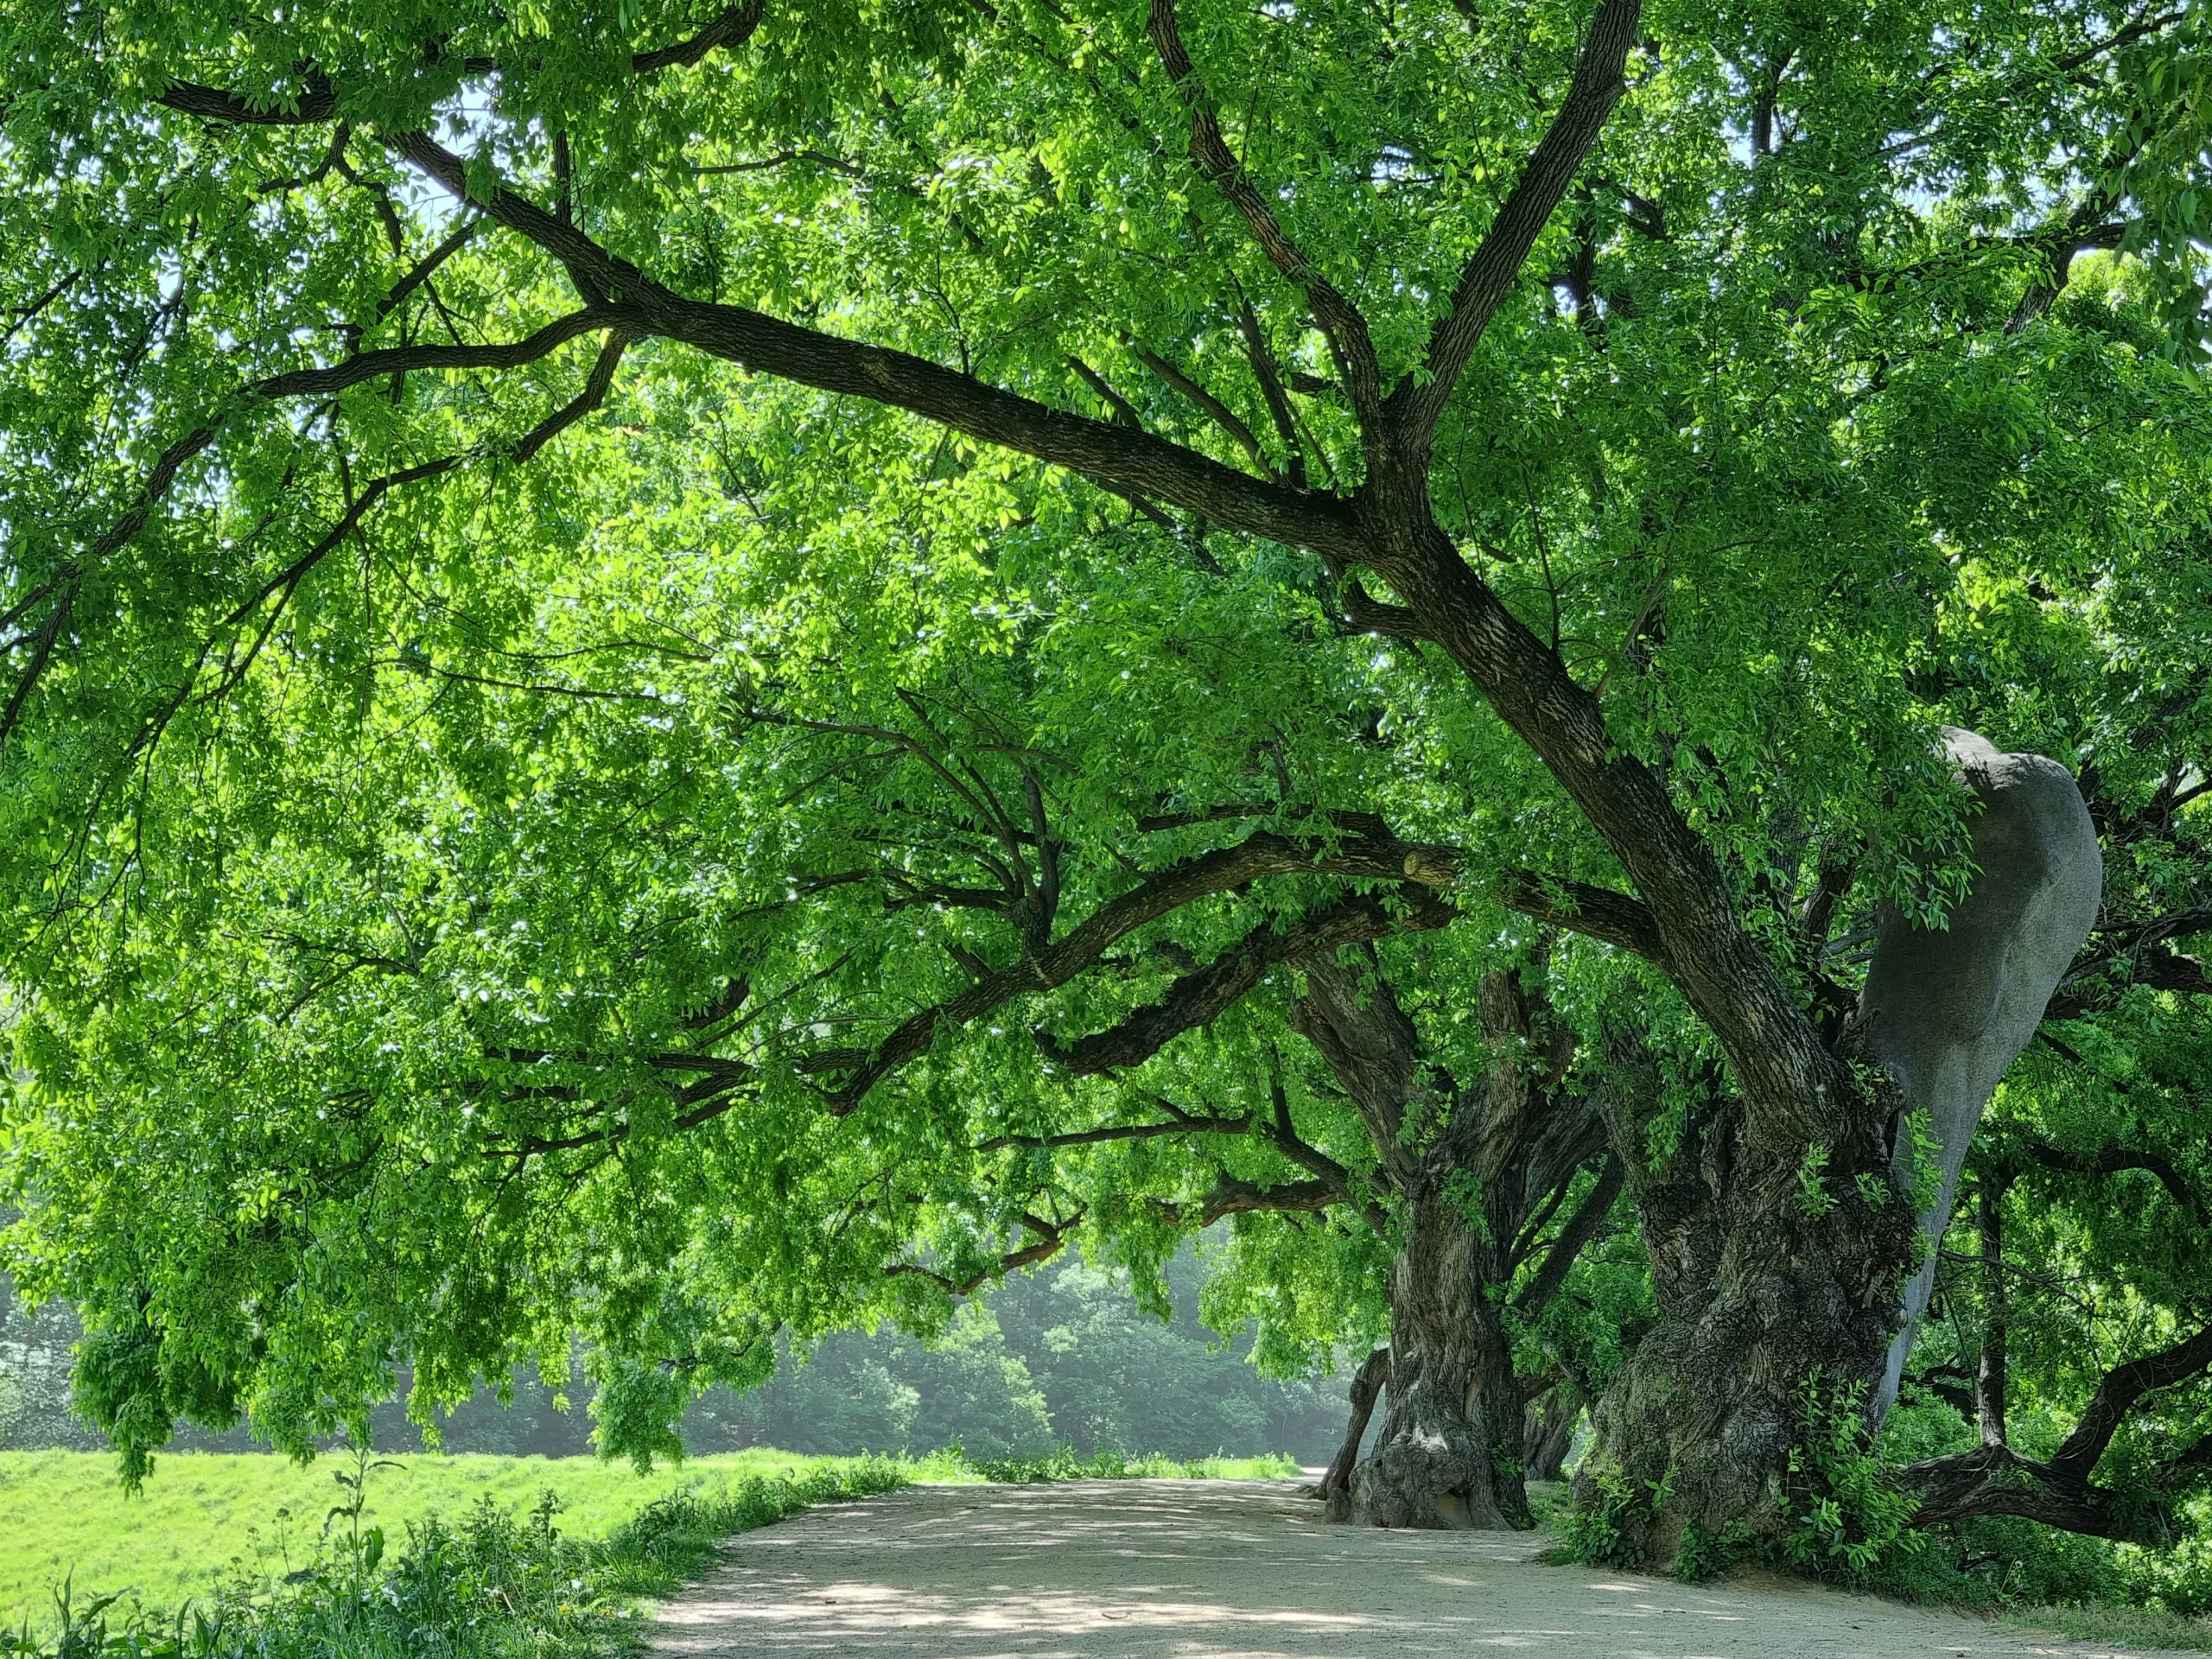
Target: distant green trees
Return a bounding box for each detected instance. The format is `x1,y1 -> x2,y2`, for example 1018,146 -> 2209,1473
1,1254 -> 1349,1464
690,1255 -> 1345,1462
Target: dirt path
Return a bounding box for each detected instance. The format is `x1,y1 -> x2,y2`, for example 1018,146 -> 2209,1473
649,1478 -> 2175,1659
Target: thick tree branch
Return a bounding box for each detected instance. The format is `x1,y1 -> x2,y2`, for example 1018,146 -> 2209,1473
513,333 -> 628,462
884,1209 -> 1080,1296
2046,907 -> 2212,1017
157,75 -> 340,126
814,825 -> 1443,1111
256,309 -> 636,401
1,414 -> 233,749
2044,944 -> 2212,1016
1116,810 -> 1661,963
1155,1174 -> 1338,1227
161,3 -> 763,123
1317,1345 -> 1392,1500
1513,1154 -> 1622,1313
2050,8 -> 2186,73
976,1098 -> 1253,1151
386,130 -> 1361,561
1262,1069 -> 1371,1222
1491,867 -> 1665,961
376,216 -> 481,324
1387,0 -> 1643,450
631,1 -> 766,72
1236,300 -> 1306,486
1908,1316 -> 2212,1540
2050,1323 -> 2212,1482
1033,887 -> 1454,1077
1337,577 -> 1433,641
1374,531 -> 1846,1158
2024,1141 -> 2210,1227
1903,1442 -> 2146,1538
1066,356 -> 1143,428
1977,1169 -> 2013,1446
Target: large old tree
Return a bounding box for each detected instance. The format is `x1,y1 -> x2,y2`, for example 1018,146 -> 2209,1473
0,0 -> 2207,1541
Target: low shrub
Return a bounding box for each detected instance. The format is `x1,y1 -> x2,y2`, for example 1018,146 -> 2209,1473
1547,1380 -> 2212,1627
1778,1377 -> 1928,1587
0,1459 -> 909,1659
1552,1463 -> 1669,1569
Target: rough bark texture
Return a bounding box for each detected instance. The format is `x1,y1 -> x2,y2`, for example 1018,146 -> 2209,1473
1351,1191 -> 1518,1528
1292,950 -> 1610,1529
1523,1383 -> 1584,1482
1580,1056 -> 1918,1559
1317,1346 -> 1390,1510
1581,731 -> 2100,1558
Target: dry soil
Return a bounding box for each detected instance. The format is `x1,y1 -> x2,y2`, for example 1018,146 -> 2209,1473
651,1477 -> 2185,1659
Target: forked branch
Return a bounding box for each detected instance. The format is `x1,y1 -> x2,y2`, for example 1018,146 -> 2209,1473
1387,0 -> 1643,450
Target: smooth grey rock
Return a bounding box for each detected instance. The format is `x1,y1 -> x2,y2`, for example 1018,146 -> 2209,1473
1864,728 -> 2101,1413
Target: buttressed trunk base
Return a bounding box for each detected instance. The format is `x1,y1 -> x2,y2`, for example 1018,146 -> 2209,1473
1581,1164 -> 1919,1558
1341,1193 -> 1526,1529
1582,728 -> 2098,1560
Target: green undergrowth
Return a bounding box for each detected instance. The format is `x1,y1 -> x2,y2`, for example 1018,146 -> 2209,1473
0,1444 -> 1302,1655
2,1458 -> 910,1659
0,1447 -> 866,1623
1547,1384 -> 2212,1643
2005,1603 -> 2212,1650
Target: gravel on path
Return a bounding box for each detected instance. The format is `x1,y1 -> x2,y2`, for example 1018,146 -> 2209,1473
650,1477 -> 2172,1659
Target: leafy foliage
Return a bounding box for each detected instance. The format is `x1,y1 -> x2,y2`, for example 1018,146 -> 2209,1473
0,0 -> 2204,1561
1779,1380 -> 1927,1586
1551,1462 -> 1669,1569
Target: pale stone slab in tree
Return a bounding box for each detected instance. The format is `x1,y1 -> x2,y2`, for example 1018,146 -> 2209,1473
1862,727 -> 2101,1411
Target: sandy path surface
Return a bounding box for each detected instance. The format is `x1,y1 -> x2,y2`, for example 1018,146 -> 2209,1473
649,1478 -> 2175,1659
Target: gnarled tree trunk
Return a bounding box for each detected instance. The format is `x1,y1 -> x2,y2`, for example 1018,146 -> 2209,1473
1580,1093 -> 1918,1557
1349,1192 -> 1523,1528
1523,1382 -> 1583,1483
1293,949 -> 1613,1529
1581,729 -> 2100,1557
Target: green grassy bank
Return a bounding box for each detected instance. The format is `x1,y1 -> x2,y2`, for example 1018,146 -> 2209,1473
0,1446 -> 1298,1634
0,1448 -> 854,1624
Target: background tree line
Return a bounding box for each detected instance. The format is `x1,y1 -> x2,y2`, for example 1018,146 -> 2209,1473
1,1250 -> 1354,1465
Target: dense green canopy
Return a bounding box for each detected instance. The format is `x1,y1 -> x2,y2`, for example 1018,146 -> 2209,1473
0,0 -> 2207,1545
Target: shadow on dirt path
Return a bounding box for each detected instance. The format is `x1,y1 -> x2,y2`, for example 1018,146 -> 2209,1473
649,1478 -> 2189,1658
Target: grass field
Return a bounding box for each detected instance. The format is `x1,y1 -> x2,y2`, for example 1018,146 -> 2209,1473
0,1447 -> 1299,1630
0,1448 -> 874,1626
